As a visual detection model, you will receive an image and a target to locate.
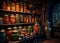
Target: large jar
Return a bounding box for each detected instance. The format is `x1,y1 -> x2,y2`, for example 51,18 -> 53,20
10,14 -> 15,24
6,27 -> 12,40
3,14 -> 9,24
0,29 -> 6,43
11,26 -> 19,41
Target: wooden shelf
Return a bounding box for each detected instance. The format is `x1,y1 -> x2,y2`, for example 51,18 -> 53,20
0,23 -> 34,26
0,9 -> 40,16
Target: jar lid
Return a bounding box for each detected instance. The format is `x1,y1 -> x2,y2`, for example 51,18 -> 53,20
0,29 -> 5,32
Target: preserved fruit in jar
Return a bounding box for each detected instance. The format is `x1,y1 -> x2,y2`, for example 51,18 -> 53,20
3,14 -> 9,24
10,14 -> 15,24
15,2 -> 19,11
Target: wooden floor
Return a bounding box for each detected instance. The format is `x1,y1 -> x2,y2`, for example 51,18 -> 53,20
41,38 -> 60,43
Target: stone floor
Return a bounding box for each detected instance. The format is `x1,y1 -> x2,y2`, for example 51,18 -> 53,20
41,38 -> 60,43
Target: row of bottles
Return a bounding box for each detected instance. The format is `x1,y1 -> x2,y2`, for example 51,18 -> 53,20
1,0 -> 40,14
0,22 -> 40,41
0,14 -> 37,24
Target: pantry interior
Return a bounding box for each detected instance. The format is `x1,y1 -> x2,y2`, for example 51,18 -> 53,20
0,0 -> 59,43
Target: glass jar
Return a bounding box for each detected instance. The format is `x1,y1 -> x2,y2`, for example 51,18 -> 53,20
19,15 -> 24,23
3,14 -> 9,24
11,2 -> 15,11
24,16 -> 29,23
6,1 -> 10,11
18,26 -> 22,35
11,26 -> 19,41
2,1 -> 6,10
20,1 -> 23,12
10,14 -> 15,24
23,3 -> 27,13
6,27 -> 12,40
15,14 -> 20,23
15,2 -> 19,11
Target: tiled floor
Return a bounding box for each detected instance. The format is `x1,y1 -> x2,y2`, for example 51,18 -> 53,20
41,38 -> 60,43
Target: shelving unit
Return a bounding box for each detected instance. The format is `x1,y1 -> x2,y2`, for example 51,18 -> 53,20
0,9 -> 40,16
0,23 -> 34,26
0,0 -> 42,43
